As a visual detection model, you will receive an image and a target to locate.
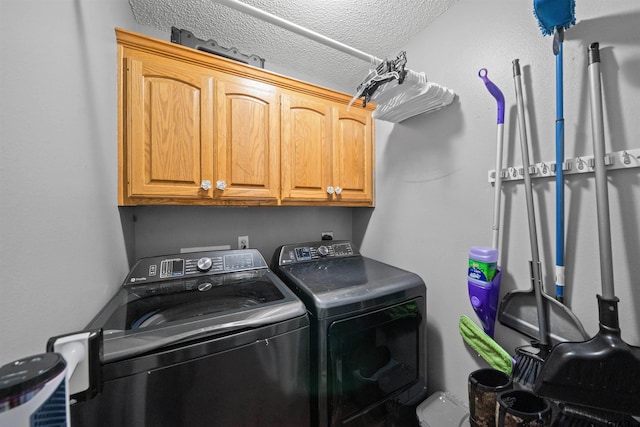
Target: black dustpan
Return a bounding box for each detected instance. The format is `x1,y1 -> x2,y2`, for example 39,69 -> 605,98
535,296 -> 640,415
534,42 -> 640,416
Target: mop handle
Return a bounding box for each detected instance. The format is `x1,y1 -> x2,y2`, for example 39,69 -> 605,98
491,123 -> 505,250
478,69 -> 505,124
513,59 -> 549,346
555,29 -> 566,303
587,43 -> 615,299
479,69 -> 505,249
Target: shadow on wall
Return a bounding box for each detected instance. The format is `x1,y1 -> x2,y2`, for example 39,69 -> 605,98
119,207 -> 137,267
566,11 -> 640,88
379,99 -> 464,188
566,11 -> 640,43
425,322 -> 445,394
352,209 -> 374,250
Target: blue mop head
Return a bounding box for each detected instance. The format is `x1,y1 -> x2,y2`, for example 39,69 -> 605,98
533,0 -> 576,35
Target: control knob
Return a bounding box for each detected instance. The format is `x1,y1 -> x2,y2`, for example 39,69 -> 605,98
317,245 -> 329,257
197,257 -> 213,271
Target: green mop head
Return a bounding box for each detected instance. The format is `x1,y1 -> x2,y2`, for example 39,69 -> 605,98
533,0 -> 576,35
459,315 -> 513,376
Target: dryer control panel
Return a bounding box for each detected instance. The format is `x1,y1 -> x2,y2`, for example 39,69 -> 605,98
124,249 -> 267,285
274,240 -> 360,265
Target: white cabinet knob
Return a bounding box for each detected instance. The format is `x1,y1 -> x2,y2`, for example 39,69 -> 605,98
326,186 -> 334,195
335,187 -> 342,195
216,180 -> 227,191
201,180 -> 212,190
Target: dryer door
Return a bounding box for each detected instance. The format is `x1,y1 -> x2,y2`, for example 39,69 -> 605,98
327,298 -> 426,426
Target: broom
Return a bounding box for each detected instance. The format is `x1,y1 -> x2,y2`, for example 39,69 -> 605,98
510,0 -> 578,391
534,41 -> 640,418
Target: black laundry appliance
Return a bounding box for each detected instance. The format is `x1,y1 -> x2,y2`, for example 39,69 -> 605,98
271,240 -> 427,427
60,248 -> 310,427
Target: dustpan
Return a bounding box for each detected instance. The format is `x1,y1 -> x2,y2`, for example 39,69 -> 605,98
498,60 -> 588,347
534,42 -> 640,416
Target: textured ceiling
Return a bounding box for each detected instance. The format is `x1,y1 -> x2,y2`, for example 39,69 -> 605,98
128,0 -> 458,93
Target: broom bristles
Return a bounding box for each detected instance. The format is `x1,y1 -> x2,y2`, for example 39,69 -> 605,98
513,345 -> 546,389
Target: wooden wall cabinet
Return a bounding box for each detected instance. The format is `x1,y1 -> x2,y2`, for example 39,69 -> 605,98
117,28 -> 374,207
280,94 -> 373,205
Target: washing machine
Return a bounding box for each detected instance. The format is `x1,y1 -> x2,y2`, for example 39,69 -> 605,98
58,248 -> 310,427
271,240 -> 427,427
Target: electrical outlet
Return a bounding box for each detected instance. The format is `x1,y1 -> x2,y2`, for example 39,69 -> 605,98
321,231 -> 333,240
238,235 -> 249,249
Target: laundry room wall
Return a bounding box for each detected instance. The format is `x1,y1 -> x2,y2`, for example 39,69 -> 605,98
2,0 -> 640,409
355,0 -> 640,400
132,206 -> 354,260
0,0 -> 139,363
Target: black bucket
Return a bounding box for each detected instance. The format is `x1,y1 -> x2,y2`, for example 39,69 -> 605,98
497,390 -> 551,427
468,368 -> 513,427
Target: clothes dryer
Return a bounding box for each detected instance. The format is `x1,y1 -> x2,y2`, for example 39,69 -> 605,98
272,240 -> 427,427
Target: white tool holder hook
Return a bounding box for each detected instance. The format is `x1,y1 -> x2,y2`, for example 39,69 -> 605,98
488,147 -> 640,183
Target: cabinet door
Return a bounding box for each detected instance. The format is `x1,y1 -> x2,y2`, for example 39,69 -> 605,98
280,94 -> 333,202
214,77 -> 279,203
126,55 -> 214,200
331,106 -> 374,204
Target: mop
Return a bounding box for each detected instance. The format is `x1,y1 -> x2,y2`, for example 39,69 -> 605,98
458,71 -> 512,376
466,68 -> 505,338
459,315 -> 513,376
534,0 -> 574,306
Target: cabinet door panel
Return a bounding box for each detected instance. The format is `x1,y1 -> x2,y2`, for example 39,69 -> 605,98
215,79 -> 279,202
281,94 -> 332,202
333,107 -> 373,203
127,56 -> 214,199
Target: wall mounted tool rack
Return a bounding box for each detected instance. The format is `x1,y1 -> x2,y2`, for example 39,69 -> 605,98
488,147 -> 640,183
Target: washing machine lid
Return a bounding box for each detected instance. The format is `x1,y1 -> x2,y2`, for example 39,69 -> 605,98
273,241 -> 425,318
87,249 -> 306,363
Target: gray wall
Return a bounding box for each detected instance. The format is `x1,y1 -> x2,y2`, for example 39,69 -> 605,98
2,0 -> 640,408
0,0 -> 137,363
131,206 -> 354,259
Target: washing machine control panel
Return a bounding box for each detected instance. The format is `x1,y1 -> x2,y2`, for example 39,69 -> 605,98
125,249 -> 268,285
277,240 -> 360,264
